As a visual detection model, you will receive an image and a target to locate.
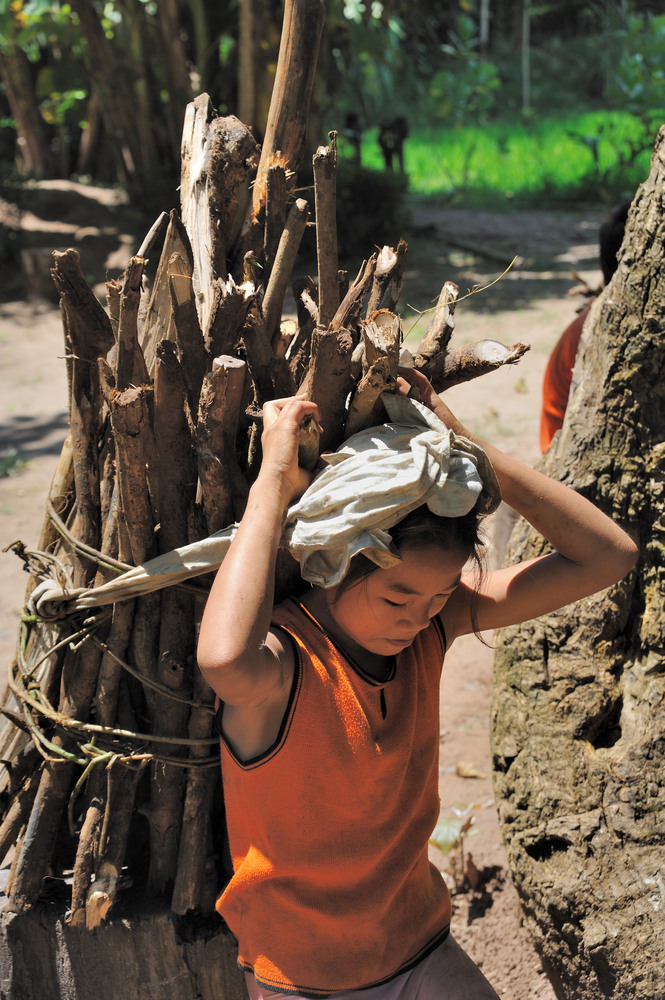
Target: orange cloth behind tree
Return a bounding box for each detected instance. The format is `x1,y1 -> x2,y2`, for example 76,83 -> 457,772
539,304 -> 590,453
216,598 -> 452,997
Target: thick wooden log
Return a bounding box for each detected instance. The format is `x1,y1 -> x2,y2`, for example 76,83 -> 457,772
68,374 -> 160,924
243,306 -> 296,405
285,275 -> 318,387
329,253 -> 377,336
205,277 -> 255,360
50,249 -> 114,574
171,667 -> 220,916
180,96 -> 259,332
298,324 -> 355,454
0,903 -> 247,1000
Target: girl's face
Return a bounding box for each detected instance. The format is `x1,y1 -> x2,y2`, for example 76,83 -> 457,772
325,545 -> 467,659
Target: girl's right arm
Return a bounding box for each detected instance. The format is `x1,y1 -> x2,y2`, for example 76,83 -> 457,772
197,396 -> 320,709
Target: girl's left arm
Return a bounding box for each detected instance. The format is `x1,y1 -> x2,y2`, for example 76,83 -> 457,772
398,371 -> 639,641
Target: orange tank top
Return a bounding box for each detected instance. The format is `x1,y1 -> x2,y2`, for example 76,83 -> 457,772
216,598 -> 452,996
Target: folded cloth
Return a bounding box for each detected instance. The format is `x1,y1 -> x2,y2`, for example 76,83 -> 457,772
28,395 -> 499,617
284,393 -> 500,587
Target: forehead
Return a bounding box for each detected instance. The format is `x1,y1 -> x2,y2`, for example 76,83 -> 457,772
371,545 -> 466,594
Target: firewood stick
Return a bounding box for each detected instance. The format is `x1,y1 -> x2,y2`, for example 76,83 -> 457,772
285,275 -> 318,386
263,197 -> 310,347
140,211 -> 193,375
298,323 -> 356,454
344,357 -> 394,438
171,667 -> 218,916
344,310 -> 400,437
313,138 -> 339,327
243,306 -> 296,405
11,249 -> 119,913
70,373 -> 161,923
204,276 -> 255,360
329,253 -> 377,335
70,803 -> 103,926
137,210 -> 170,259
51,249 -> 114,574
236,0 -> 325,263
0,772 -> 39,869
180,96 -> 259,320
363,309 -> 402,370
415,281 -> 459,359
106,384 -> 158,567
168,256 -> 210,420
197,358 -> 248,532
146,342 -> 199,896
365,241 -> 408,316
105,279 -> 121,339
264,163 -> 287,285
116,256 -> 149,392
415,339 -> 530,392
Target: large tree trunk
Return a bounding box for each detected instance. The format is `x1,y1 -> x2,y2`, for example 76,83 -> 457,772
0,40 -> 52,177
492,127 -> 665,999
67,0 -> 158,190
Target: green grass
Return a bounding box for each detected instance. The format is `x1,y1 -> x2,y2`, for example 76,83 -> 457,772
342,110 -> 659,207
0,448 -> 27,478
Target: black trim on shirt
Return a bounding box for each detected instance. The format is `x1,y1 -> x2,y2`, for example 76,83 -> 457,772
216,627 -> 302,770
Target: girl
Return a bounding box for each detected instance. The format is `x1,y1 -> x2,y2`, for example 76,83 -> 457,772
197,369 -> 636,1000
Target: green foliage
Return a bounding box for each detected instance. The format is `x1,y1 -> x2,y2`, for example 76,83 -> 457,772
325,3 -> 416,130
383,110 -> 657,207
0,2 -> 90,131
427,13 -> 500,127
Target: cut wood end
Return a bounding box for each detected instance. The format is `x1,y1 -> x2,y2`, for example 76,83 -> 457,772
474,339 -> 530,363
85,889 -> 113,929
212,355 -> 247,371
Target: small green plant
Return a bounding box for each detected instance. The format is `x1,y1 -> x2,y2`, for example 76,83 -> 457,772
0,448 -> 26,479
429,802 -> 480,892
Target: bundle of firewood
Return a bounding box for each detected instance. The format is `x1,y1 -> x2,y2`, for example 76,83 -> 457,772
0,91 -> 527,931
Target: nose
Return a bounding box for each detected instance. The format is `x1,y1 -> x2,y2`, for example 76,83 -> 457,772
400,605 -> 431,632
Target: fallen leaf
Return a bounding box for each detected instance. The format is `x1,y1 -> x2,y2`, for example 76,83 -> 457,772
455,762 -> 486,779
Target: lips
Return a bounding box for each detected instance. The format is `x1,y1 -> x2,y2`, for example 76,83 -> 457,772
387,636 -> 415,647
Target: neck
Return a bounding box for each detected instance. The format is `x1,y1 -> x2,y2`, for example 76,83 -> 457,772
302,588 -> 394,680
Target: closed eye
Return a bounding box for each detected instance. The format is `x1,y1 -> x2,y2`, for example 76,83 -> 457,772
383,599 -> 406,608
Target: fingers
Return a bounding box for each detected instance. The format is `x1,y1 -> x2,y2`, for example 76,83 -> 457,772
262,397 -> 321,437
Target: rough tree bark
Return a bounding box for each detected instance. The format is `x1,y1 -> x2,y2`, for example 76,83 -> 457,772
492,127 -> 665,1000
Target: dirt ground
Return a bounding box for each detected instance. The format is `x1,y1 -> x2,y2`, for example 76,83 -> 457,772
0,180 -> 610,998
